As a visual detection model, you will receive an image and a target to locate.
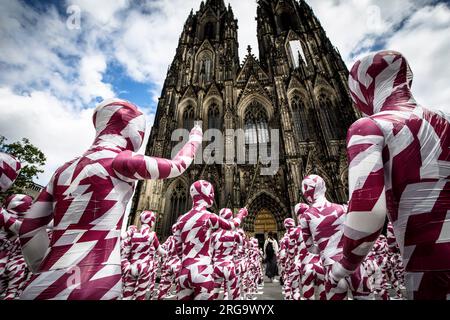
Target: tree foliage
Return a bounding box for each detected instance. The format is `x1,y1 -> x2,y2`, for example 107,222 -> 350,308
0,135 -> 46,202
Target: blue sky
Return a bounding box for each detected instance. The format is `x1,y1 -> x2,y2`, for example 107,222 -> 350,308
21,0 -> 160,113
104,63 -> 158,113
0,0 -> 449,185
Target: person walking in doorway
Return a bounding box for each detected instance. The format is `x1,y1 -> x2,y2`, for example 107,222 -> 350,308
264,232 -> 279,283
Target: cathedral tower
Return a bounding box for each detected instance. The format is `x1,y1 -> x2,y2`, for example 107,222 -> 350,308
130,0 -> 360,241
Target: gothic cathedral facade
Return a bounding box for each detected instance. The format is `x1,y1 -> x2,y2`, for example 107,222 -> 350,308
130,0 -> 360,240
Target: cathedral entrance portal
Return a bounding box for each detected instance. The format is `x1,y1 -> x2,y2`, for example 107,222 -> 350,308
254,209 -> 278,248
244,192 -> 289,248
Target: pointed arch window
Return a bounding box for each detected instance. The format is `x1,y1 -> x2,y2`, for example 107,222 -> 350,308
208,103 -> 221,130
183,105 -> 195,131
288,40 -> 307,68
204,59 -> 212,82
198,51 -> 213,84
318,93 -> 339,139
244,102 -> 270,161
164,182 -> 188,236
291,95 -> 310,141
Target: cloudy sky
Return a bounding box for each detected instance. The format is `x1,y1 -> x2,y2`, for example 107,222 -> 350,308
0,0 -> 449,185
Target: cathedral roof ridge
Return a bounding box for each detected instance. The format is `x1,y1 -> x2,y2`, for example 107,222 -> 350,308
239,45 -> 259,68
236,48 -> 269,86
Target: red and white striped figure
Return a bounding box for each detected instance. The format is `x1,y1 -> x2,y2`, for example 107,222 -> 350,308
293,203 -> 326,300
1,195 -> 33,237
123,211 -> 165,300
252,238 -> 263,290
386,222 -> 405,299
120,225 -> 136,298
278,231 -> 289,297
18,99 -> 202,300
3,195 -> 33,220
0,157 -> 24,235
240,238 -> 253,299
157,226 -> 182,300
330,50 -> 450,300
0,231 -> 10,297
212,208 -> 243,300
0,153 -> 21,193
173,181 -> 247,300
300,175 -> 371,300
4,239 -> 29,300
2,195 -> 33,300
365,236 -> 390,300
281,218 -> 296,300
242,238 -> 261,300
234,228 -> 248,300
141,210 -> 163,300
0,153 -> 21,297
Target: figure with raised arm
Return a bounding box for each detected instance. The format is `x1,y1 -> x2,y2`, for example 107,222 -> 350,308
18,99 -> 202,300
173,180 -> 247,300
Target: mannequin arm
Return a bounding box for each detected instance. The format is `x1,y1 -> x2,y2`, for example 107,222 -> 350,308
113,126 -> 202,181
153,236 -> 167,256
331,118 -> 387,281
210,208 -> 248,231
0,209 -> 21,235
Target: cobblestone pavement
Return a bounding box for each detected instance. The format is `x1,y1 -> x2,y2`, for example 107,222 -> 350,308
153,277 -> 405,300
154,276 -> 284,300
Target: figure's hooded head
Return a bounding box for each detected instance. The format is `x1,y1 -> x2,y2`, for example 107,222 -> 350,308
190,180 -> 215,208
127,225 -> 137,238
140,210 -> 156,229
294,203 -> 309,224
0,152 -> 21,192
92,99 -> 146,152
284,218 -> 295,230
251,238 -> 259,248
4,194 -> 33,219
349,50 -> 415,116
301,175 -> 327,205
219,208 -> 233,220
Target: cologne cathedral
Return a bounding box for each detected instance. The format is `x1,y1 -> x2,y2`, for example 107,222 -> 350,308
130,0 -> 361,242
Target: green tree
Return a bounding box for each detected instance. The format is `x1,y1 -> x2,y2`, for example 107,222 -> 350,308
0,135 -> 46,202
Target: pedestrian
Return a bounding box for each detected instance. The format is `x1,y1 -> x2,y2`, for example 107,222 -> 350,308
264,232 -> 279,283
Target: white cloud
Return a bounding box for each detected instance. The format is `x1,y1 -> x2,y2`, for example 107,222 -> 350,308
0,86 -> 154,185
112,0 -> 258,87
385,4 -> 450,111
0,87 -> 95,184
77,54 -> 115,103
309,0 -> 450,112
68,0 -> 130,27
